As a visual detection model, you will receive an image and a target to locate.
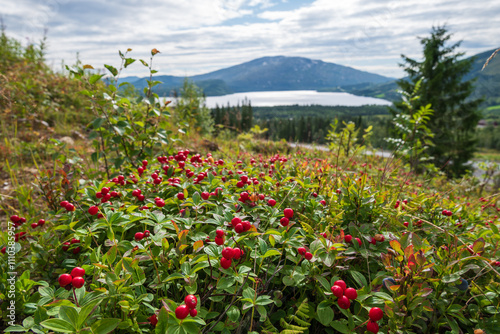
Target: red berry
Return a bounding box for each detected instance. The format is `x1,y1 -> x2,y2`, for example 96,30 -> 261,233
344,235 -> 352,243
242,220 -> 252,231
298,247 -> 306,256
175,305 -> 190,320
135,232 -> 144,241
355,237 -> 362,246
404,221 -> 409,227
184,294 -> 198,309
337,295 -> 350,309
367,321 -> 379,333
369,307 -> 383,321
334,280 -> 347,292
189,308 -> 198,317
71,267 -> 85,278
331,285 -> 343,298
215,236 -> 224,245
65,203 -> 75,212
88,206 -> 99,215
220,257 -> 232,269
60,201 -> 69,207
142,160 -> 148,167
73,247 -> 81,254
72,276 -> 85,288
177,192 -> 185,200
233,247 -> 242,260
62,242 -> 70,251
320,200 -> 326,206
222,247 -> 234,260
101,187 -> 110,195
156,199 -> 165,207
344,287 -> 357,300
58,274 -> 72,287
304,252 -> 313,260
231,217 -> 242,227
280,217 -> 289,227
201,192 -> 210,200
149,314 -> 158,327
216,229 -> 225,238
31,222 -> 38,229
10,215 -> 20,223
37,219 -> 45,226
234,223 -> 244,234
267,199 -> 276,207
283,208 -> 294,218
144,230 -> 150,238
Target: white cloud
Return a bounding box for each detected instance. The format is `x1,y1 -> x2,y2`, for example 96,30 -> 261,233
2,0 -> 499,79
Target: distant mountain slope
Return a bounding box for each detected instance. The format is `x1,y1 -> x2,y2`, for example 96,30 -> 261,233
340,48 -> 500,106
122,56 -> 394,96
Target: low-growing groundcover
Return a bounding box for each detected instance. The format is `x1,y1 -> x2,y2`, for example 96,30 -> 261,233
1,147 -> 500,334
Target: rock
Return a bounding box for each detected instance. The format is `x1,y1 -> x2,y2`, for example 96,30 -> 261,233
59,136 -> 74,146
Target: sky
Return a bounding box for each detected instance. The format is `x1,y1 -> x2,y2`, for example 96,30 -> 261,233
2,0 -> 499,79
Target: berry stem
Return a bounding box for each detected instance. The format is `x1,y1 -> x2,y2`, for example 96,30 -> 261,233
72,288 -> 80,307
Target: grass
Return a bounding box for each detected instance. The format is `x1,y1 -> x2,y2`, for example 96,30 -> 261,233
474,148 -> 500,162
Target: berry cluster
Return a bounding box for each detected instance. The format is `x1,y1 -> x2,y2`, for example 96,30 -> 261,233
230,217 -> 253,234
58,266 -> 86,290
10,215 -> 27,227
220,246 -> 243,269
175,294 -> 198,319
280,208 -> 294,227
62,238 -> 81,254
344,234 -> 362,246
60,200 -> 75,212
330,280 -> 357,310
367,307 -> 384,333
442,209 -> 453,216
95,186 -> 120,204
297,246 -> 313,261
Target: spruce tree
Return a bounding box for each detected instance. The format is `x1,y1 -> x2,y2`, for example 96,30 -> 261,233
393,26 -> 482,177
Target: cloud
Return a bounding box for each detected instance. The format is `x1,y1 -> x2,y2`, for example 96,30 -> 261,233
2,0 -> 499,79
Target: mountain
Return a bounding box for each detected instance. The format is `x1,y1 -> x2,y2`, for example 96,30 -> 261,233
339,48 -> 500,107
121,56 -> 394,96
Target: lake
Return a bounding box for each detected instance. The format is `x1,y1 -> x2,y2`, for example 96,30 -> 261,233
163,90 -> 392,108
202,90 -> 392,108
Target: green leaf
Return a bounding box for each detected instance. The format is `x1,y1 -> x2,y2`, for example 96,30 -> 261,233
59,306 -> 79,330
330,319 -> 349,333
124,58 -> 136,68
78,299 -> 101,328
91,318 -> 121,334
40,319 -> 76,333
349,270 -> 367,288
443,273 -> 460,283
104,64 -> 118,76
262,249 -> 281,258
317,300 -> 334,326
155,307 -> 169,334
227,305 -> 240,322
315,275 -> 331,291
4,325 -> 27,332
472,238 -> 485,254
89,74 -> 104,84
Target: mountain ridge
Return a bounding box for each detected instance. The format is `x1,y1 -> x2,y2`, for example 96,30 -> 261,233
121,55 -> 394,96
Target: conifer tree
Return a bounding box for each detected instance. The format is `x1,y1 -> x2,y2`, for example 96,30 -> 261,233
392,26 -> 482,177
